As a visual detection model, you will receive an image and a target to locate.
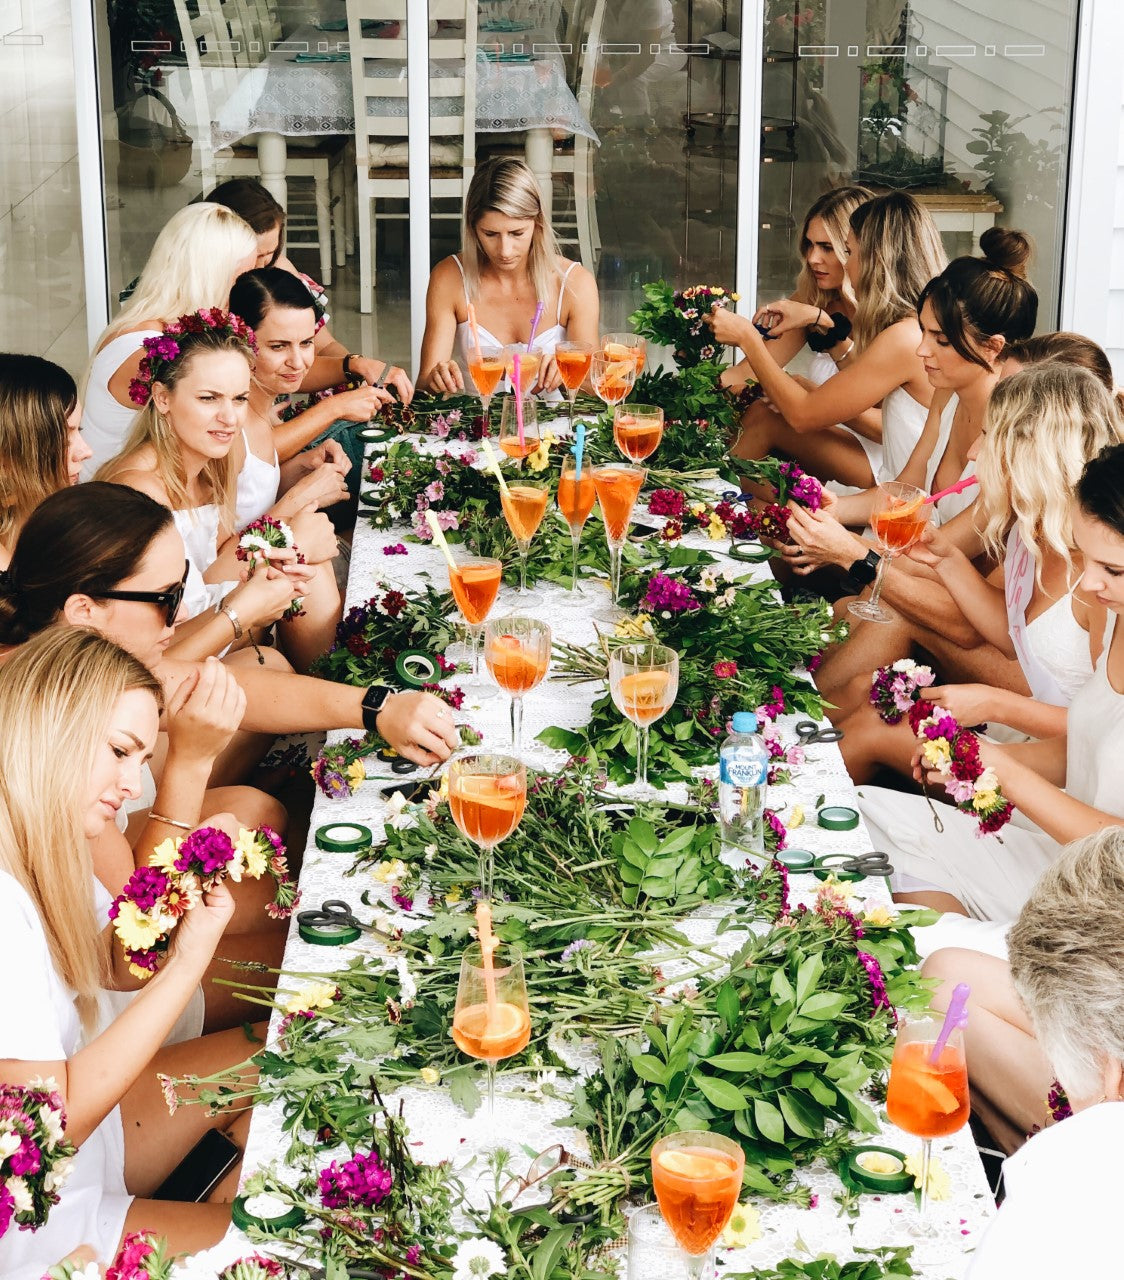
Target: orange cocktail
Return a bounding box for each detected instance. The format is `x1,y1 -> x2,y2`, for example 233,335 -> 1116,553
557,345 -> 592,392
609,642 -> 679,797
558,453 -> 596,592
591,354 -> 635,406
872,507 -> 928,552
616,669 -> 675,724
614,404 -> 664,462
449,771 -> 527,850
592,465 -> 645,544
449,560 -> 502,626
486,632 -> 549,696
453,935 -> 531,1117
849,481 -> 933,625
650,1130 -> 744,1274
502,344 -> 540,395
602,332 -> 647,375
886,1041 -> 970,1139
452,1000 -> 531,1060
500,484 -> 549,544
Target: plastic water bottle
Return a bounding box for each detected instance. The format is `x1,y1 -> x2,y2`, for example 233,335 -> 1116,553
719,711 -> 769,857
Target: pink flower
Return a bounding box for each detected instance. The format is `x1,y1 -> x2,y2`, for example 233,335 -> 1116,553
713,660 -> 738,679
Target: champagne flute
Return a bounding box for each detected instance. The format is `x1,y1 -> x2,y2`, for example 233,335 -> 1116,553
609,641 -> 678,797
602,331 -> 647,376
452,941 -> 531,1117
447,752 -> 527,901
447,554 -> 503,699
502,342 -> 541,397
499,477 -> 549,608
592,463 -> 645,621
614,403 -> 665,462
590,351 -> 636,410
885,1013 -> 969,1237
849,480 -> 933,624
484,615 -> 551,755
466,341 -> 505,431
555,339 -> 593,436
498,394 -> 540,469
557,450 -> 597,591
651,1130 -> 744,1280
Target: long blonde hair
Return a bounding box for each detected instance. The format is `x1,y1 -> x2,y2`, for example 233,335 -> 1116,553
793,185 -> 872,311
0,354 -> 77,548
850,193 -> 946,351
93,204 -> 256,352
460,157 -> 561,308
0,627 -> 163,1033
96,328 -> 252,527
975,364 -> 1124,583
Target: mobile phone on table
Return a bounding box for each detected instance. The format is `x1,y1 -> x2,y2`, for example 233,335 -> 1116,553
152,1127 -> 241,1202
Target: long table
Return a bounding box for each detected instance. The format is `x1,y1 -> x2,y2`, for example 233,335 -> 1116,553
183,430 -> 994,1276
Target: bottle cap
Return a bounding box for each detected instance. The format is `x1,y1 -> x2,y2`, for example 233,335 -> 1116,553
731,711 -> 758,733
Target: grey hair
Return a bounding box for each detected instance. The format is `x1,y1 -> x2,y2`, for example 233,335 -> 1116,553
1008,826 -> 1124,1100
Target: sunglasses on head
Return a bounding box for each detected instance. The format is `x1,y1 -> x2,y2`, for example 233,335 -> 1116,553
91,560 -> 190,627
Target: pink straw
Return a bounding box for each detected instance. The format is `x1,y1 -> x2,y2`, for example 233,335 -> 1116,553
467,302 -> 482,356
924,474 -> 978,506
527,301 -> 544,347
513,354 -> 525,446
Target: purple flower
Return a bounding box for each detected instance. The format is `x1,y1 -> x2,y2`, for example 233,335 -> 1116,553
383,543 -> 408,556
561,939 -> 594,963
391,885 -> 414,912
318,1149 -> 393,1209
9,1138 -> 40,1176
174,826 -> 235,876
641,571 -> 701,615
111,865 -> 171,917
857,949 -> 892,1015
0,1183 -> 12,1239
406,1244 -> 422,1265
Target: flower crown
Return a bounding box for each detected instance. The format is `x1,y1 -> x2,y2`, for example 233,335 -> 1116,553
128,308 -> 258,407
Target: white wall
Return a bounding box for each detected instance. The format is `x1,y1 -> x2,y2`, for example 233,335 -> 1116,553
1105,74 -> 1124,379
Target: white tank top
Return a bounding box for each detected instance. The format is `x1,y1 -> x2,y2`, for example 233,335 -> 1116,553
923,395 -> 977,525
1066,615 -> 1124,810
234,430 -> 282,529
877,386 -> 929,484
805,349 -> 885,479
82,331 -> 160,478
171,505 -> 238,621
1005,527 -> 1093,706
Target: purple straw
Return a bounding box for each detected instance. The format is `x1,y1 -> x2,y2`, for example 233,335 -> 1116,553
527,301 -> 544,348
930,983 -> 970,1064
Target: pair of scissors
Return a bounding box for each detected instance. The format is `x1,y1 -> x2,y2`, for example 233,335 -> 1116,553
296,899 -> 370,933
820,851 -> 895,877
795,719 -> 844,745
377,746 -> 418,775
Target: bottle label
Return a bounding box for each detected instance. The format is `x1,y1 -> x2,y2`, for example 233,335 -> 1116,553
720,756 -> 766,787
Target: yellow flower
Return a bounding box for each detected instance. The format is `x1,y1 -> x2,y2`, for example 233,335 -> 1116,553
281,980 -> 336,1015
445,886 -> 464,905
707,513 -> 728,540
972,789 -> 998,812
374,859 -> 408,883
689,502 -> 708,519
347,759 -> 367,789
526,431 -> 555,472
864,903 -> 895,927
113,900 -> 164,951
921,737 -> 951,770
149,837 -> 181,873
230,828 -> 266,882
787,805 -> 805,829
721,1202 -> 762,1248
419,1066 -> 441,1085
905,1152 -> 950,1200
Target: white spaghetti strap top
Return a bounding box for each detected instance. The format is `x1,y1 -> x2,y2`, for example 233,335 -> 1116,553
171,505 -> 238,621
922,395 -> 977,525
877,386 -> 929,484
450,256 -> 578,372
234,430 -> 282,529
1005,527 -> 1094,705
805,349 -> 884,480
82,330 -> 161,478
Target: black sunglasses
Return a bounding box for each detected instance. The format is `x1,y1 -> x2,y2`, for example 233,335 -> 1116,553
92,560 -> 190,627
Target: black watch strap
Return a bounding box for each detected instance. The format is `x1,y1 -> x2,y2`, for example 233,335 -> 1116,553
343,353 -> 358,378
847,549 -> 882,587
361,684 -> 394,731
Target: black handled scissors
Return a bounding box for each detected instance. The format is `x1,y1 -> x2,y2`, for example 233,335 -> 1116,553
817,851 -> 895,877
296,899 -> 370,933
377,746 -> 418,775
795,719 -> 844,745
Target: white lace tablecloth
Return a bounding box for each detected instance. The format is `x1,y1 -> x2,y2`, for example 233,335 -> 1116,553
195,428 -> 994,1276
211,23 -> 598,147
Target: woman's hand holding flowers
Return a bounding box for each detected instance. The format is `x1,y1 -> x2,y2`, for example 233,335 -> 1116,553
785,492 -> 867,573
377,691 -> 461,766
751,297 -> 826,338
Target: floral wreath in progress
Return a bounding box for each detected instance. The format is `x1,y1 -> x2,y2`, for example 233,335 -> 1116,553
128,309 -> 258,407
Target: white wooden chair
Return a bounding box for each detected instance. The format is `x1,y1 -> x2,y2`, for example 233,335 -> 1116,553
172,0 -> 347,283
346,0 -> 478,309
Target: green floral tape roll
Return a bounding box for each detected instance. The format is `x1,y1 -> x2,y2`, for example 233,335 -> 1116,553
298,919 -> 361,946
231,1193 -> 307,1233
314,823 -> 372,853
845,1146 -> 913,1194
813,852 -> 865,883
727,540 -> 773,564
775,848 -> 816,871
817,805 -> 860,831
395,649 -> 440,687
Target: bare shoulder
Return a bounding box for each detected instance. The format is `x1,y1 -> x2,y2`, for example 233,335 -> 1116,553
105,456 -> 168,504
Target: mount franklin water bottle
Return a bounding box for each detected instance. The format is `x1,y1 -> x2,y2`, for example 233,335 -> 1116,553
718,711 -> 769,856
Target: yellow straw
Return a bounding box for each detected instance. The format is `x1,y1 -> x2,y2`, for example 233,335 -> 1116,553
424,509 -> 459,570
480,438 -> 512,498
467,302 -> 482,356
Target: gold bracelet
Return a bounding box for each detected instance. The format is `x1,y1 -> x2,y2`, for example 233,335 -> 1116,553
149,812 -> 193,831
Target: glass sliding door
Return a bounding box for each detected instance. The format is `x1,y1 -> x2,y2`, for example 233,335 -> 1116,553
757,0 -> 1079,325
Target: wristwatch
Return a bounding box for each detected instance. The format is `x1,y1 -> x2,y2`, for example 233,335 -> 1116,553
361,684 -> 394,731
847,549 -> 882,587
342,353 -> 360,379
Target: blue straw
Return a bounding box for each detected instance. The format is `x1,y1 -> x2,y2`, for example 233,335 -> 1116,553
572,422 -> 586,481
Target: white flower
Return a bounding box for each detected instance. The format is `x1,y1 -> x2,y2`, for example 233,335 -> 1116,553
424,843 -> 438,861
384,792 -> 418,831
7,1176 -> 31,1213
43,1155 -> 74,1193
451,1237 -> 507,1280
975,766 -> 999,793
0,1131 -> 20,1161
239,531 -> 275,555
38,1102 -> 64,1146
891,658 -> 918,673
396,957 -> 418,1004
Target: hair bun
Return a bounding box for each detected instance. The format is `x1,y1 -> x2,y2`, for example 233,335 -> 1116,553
980,227 -> 1032,279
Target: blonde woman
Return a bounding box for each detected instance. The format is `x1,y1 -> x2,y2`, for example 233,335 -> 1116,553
708,191 -> 946,486
834,365 -> 1119,783
0,354 -> 92,566
418,156 -> 599,395
98,317 -> 341,673
82,204 -> 259,475
0,627 -> 261,1278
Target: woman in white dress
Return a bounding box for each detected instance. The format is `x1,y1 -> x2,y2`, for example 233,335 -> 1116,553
97,315 -> 342,673
418,157 -> 600,396
0,627 -> 261,1279
708,192 -> 946,487
82,204 -> 258,476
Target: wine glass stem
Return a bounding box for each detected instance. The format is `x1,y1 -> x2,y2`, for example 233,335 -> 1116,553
917,1137 -> 932,1228
485,1059 -> 497,1119
684,1247 -> 712,1280
637,724 -> 649,790
866,550 -> 891,611
609,541 -> 623,605
511,695 -> 523,755
481,394 -> 491,431
569,528 -> 581,590
469,622 -> 484,681
567,390 -> 576,437
517,542 -> 530,594
478,847 -> 494,902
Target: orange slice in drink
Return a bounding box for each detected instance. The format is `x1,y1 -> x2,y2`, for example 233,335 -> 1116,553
910,1072 -> 961,1115
618,669 -> 673,723
656,1149 -> 733,1181
479,1002 -> 530,1053
603,342 -> 633,360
